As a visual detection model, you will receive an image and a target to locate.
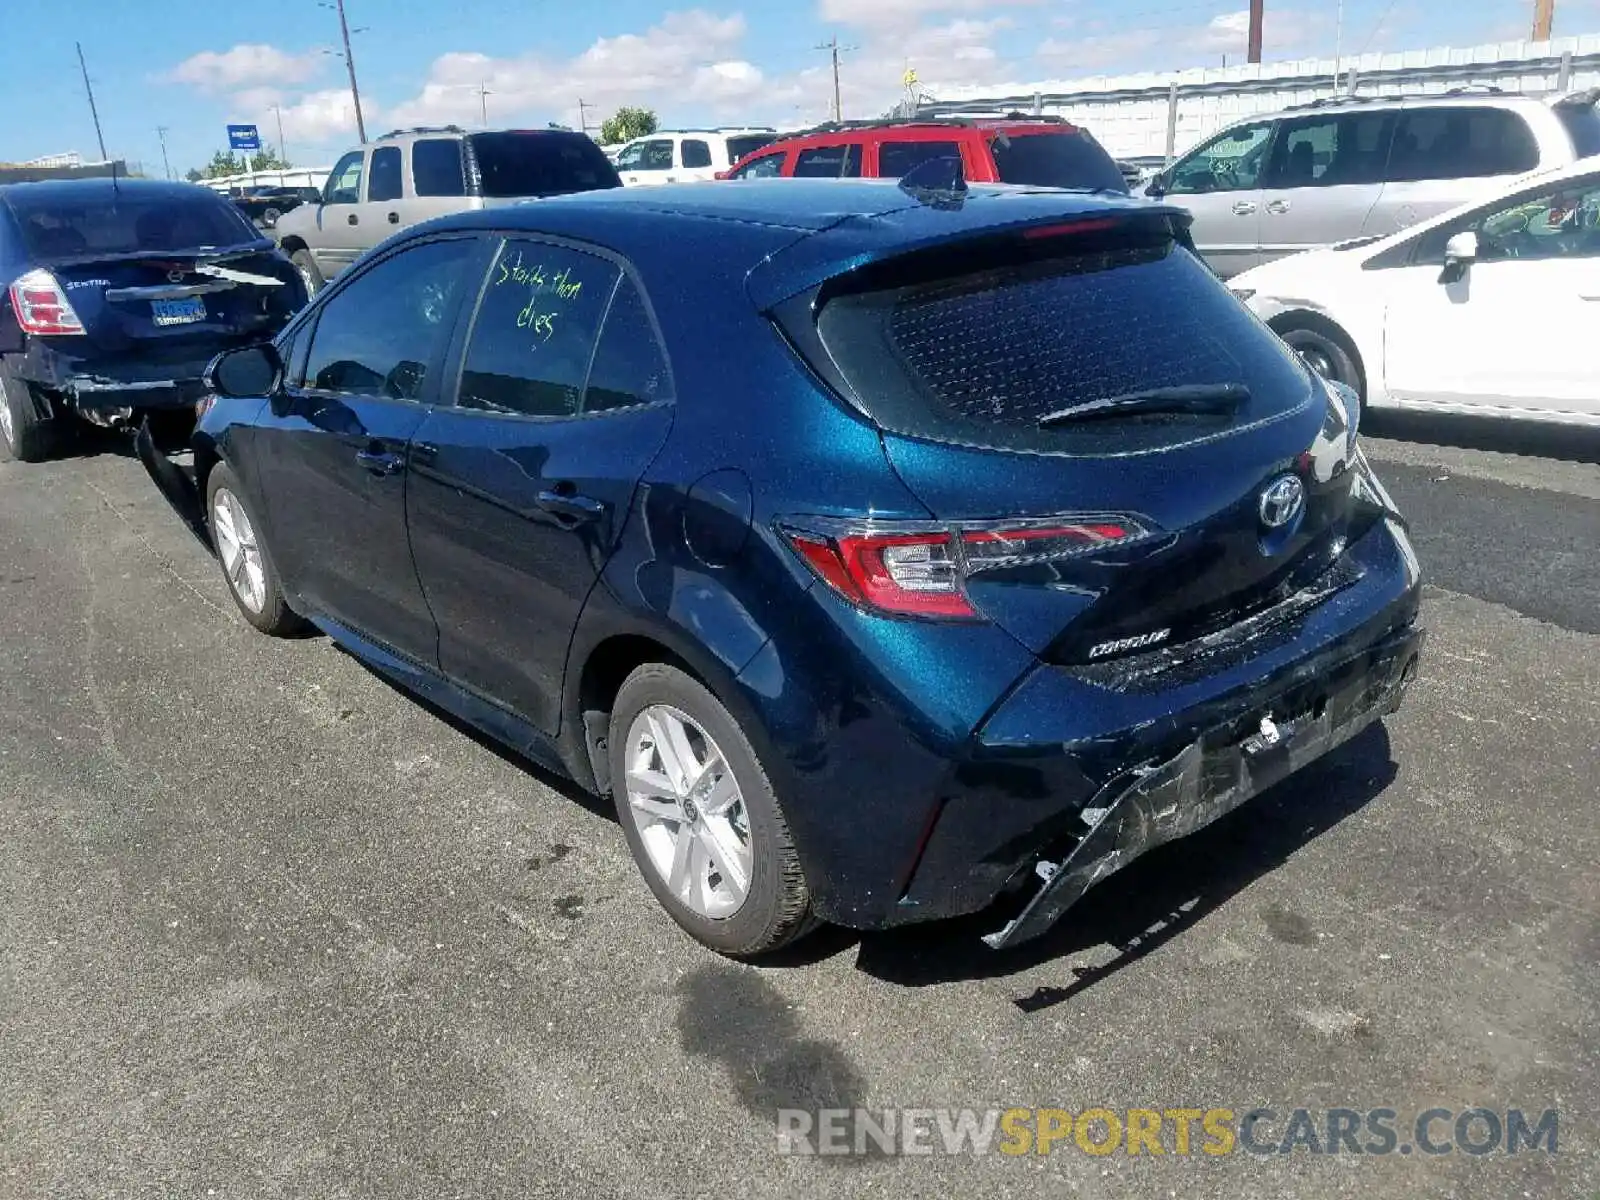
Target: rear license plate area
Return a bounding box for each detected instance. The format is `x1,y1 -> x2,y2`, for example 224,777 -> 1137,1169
151,297 -> 206,326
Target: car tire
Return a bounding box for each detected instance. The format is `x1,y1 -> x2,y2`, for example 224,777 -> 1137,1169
205,462 -> 305,636
262,206 -> 282,229
1280,323 -> 1363,402
290,249 -> 324,297
609,662 -> 815,957
0,374 -> 61,463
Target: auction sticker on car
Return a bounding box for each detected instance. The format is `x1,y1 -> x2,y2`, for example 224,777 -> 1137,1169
151,297 -> 206,326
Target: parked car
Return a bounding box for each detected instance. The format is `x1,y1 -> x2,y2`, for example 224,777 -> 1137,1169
1229,157 -> 1600,428
138,180 -> 1421,957
273,125 -> 620,295
718,115 -> 1129,193
0,178 -> 306,462
233,185 -> 322,229
1148,88 -> 1600,277
613,128 -> 777,184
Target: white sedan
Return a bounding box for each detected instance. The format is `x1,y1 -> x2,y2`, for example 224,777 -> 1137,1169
1229,158 -> 1600,428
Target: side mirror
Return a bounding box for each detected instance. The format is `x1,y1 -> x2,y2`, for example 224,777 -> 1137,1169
206,343 -> 283,399
1145,173 -> 1166,198
1439,231 -> 1478,284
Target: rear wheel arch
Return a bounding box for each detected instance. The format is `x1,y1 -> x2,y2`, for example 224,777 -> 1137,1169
277,234 -> 309,256
1268,309 -> 1367,402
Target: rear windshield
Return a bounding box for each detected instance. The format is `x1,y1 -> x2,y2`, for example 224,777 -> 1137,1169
814,218 -> 1314,454
1557,103 -> 1600,157
7,191 -> 261,260
468,133 -> 622,198
727,134 -> 776,162
991,131 -> 1129,193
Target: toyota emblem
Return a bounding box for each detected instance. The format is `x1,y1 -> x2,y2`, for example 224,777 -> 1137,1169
1258,474 -> 1305,529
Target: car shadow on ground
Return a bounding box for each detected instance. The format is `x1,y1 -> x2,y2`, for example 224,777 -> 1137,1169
1364,409 -> 1600,463
772,722 -> 1398,1005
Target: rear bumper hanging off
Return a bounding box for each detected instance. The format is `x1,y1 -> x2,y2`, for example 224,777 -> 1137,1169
982,620 -> 1423,950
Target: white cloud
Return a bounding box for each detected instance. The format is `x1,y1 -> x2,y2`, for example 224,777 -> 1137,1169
259,88 -> 370,147
1187,8 -> 1327,56
385,10 -> 754,130
1037,8 -> 1327,74
165,43 -> 323,92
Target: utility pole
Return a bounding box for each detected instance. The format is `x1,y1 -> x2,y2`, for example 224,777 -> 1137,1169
814,35 -> 854,123
477,82 -> 493,127
156,126 -> 172,180
329,0 -> 367,142
577,98 -> 593,138
1247,0 -> 1265,63
1533,0 -> 1555,41
270,104 -> 289,182
75,42 -> 108,162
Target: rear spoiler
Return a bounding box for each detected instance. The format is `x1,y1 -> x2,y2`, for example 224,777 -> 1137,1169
36,242 -> 275,270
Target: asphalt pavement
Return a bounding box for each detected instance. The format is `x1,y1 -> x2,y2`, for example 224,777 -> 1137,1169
1,415 -> 1596,1199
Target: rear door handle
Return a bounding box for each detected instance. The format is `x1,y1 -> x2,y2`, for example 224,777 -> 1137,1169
355,447 -> 404,476
1232,200 -> 1257,215
536,488 -> 604,523
347,213 -> 359,225
387,211 -> 400,224
1266,199 -> 1291,214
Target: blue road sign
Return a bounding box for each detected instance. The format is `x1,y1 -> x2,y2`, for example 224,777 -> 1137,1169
227,124 -> 262,151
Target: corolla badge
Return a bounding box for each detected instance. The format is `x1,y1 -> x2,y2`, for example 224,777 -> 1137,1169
1258,474 -> 1305,529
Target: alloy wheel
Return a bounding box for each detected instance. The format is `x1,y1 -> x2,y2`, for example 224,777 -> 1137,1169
623,704 -> 753,919
0,392 -> 13,448
211,487 -> 267,614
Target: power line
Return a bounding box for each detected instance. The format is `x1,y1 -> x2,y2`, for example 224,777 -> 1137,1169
75,42 -> 108,163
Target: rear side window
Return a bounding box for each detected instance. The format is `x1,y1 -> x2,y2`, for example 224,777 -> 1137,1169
585,277 -> 674,412
730,153 -> 785,179
878,140 -> 961,179
989,131 -> 1128,192
369,146 -> 403,202
681,139 -> 712,169
457,240 -> 621,418
1265,112 -> 1394,188
727,134 -> 775,162
8,191 -> 259,259
412,138 -> 466,197
813,219 -> 1313,455
468,133 -> 621,198
1388,107 -> 1538,182
1557,103 -> 1600,157
303,239 -> 479,399
793,144 -> 861,178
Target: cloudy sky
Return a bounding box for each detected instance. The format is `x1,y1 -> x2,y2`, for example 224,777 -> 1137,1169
0,0 -> 1551,174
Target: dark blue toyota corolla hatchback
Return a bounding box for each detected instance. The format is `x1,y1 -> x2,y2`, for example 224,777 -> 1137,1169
139,178 -> 1423,956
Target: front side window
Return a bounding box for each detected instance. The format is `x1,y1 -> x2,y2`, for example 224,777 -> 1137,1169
1389,107 -> 1538,182
681,139 -> 712,169
1419,177 -> 1600,264
618,140 -> 674,172
1165,121 -> 1274,195
302,238 -> 480,399
878,140 -> 961,179
412,138 -> 466,197
324,150 -> 365,205
368,146 -> 403,202
793,143 -> 862,178
730,152 -> 785,179
457,240 -> 621,418
1264,112 -> 1394,188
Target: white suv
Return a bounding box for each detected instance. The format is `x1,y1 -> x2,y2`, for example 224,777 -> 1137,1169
614,128 -> 777,185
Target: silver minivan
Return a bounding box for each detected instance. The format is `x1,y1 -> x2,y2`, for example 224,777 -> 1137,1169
273,125 -> 621,294
1149,89 -> 1600,277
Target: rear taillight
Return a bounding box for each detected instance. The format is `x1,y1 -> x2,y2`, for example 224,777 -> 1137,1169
783,517 -> 1152,620
9,269 -> 84,336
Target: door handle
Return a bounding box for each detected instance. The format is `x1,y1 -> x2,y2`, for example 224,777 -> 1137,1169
1266,199 -> 1291,214
387,211 -> 400,224
536,488 -> 604,524
347,213 -> 359,225
1580,293 -> 1600,302
355,447 -> 404,476
1232,201 -> 1257,216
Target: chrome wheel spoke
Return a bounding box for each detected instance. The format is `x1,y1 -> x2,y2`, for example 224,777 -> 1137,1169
699,816 -> 749,901
213,489 -> 264,613
699,769 -> 740,817
666,824 -> 697,898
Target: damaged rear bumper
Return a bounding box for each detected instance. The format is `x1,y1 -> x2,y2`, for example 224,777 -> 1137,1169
981,618 -> 1422,949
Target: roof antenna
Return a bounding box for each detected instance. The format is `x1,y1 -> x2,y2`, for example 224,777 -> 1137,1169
897,155 -> 967,211
109,156 -> 120,198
